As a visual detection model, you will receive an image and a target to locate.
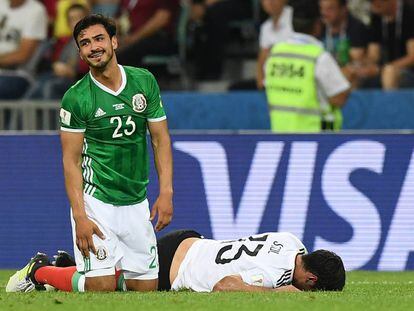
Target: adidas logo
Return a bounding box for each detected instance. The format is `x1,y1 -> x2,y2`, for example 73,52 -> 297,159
94,108 -> 106,117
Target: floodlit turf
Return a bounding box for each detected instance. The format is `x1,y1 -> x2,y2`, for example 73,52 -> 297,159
0,270 -> 413,311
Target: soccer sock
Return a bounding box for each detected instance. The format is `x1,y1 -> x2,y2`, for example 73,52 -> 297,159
34,266 -> 85,292
116,270 -> 127,291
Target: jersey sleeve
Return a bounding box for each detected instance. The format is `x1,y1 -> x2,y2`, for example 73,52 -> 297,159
315,52 -> 350,97
60,90 -> 87,132
239,268 -> 273,288
144,71 -> 167,122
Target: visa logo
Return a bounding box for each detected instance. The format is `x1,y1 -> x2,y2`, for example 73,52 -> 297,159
174,140 -> 414,271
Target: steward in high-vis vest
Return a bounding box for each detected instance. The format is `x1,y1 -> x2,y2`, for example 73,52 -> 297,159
264,1 -> 350,133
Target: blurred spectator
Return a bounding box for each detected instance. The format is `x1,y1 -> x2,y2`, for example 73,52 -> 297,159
189,0 -> 253,80
42,0 -> 58,30
90,0 -> 120,17
319,0 -> 369,87
115,0 -> 180,68
53,0 -> 88,38
348,0 -> 371,24
26,3 -> 89,99
264,0 -> 350,132
0,0 -> 48,99
256,0 -> 293,89
358,0 -> 414,89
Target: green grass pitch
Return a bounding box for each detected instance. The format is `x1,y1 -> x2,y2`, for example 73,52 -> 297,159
1,270 -> 413,311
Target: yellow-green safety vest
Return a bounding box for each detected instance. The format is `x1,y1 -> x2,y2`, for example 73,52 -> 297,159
265,42 -> 342,132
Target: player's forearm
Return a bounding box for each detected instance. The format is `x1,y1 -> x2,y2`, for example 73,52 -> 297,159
213,276 -> 300,293
151,131 -> 173,196
63,160 -> 86,220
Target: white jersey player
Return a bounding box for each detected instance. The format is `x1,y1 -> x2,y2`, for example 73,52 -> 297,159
160,230 -> 345,292
171,232 -> 306,292
6,230 -> 346,293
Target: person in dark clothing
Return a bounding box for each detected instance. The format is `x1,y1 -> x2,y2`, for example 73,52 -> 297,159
319,0 -> 369,87
190,0 -> 253,80
356,0 -> 414,89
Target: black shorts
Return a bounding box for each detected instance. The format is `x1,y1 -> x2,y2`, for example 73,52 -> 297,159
157,229 -> 203,291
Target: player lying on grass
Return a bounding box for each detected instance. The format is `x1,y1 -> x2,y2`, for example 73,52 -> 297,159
6,230 -> 345,292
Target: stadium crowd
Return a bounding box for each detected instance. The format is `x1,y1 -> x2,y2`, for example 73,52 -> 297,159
0,0 -> 414,100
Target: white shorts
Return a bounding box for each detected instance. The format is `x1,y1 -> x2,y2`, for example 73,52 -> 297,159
71,194 -> 158,280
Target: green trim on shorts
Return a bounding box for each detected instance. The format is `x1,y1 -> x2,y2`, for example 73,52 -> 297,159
84,257 -> 91,273
72,271 -> 83,292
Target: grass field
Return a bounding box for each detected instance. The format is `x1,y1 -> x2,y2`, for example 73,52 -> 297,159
0,270 -> 413,311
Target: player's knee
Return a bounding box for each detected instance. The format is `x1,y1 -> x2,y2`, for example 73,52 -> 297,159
85,276 -> 116,292
125,278 -> 158,292
212,276 -> 231,292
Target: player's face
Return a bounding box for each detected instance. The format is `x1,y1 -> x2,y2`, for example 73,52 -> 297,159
292,260 -> 318,291
292,275 -> 315,291
77,24 -> 118,70
319,0 -> 345,26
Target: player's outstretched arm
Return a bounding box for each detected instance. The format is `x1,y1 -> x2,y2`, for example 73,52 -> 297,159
147,119 -> 173,232
212,275 -> 301,293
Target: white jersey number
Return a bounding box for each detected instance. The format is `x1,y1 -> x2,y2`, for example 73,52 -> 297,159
110,116 -> 136,138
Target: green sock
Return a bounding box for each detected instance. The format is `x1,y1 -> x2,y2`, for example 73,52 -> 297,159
72,272 -> 85,292
117,273 -> 127,291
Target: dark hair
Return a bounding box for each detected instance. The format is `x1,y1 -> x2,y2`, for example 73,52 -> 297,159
322,0 -> 347,6
292,0 -> 321,34
73,14 -> 116,47
302,250 -> 346,291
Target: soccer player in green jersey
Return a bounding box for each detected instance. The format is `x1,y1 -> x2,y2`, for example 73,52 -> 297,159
58,14 -> 173,292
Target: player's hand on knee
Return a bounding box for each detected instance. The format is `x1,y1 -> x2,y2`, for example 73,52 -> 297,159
75,217 -> 105,257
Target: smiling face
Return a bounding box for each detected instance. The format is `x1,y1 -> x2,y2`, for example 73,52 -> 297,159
76,24 -> 118,70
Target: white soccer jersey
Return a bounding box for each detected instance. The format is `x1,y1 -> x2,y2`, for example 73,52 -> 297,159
171,232 -> 307,292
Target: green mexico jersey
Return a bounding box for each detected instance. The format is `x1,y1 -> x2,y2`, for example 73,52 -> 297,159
60,65 -> 166,205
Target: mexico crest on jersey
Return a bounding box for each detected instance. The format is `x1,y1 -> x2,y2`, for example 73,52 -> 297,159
132,93 -> 147,113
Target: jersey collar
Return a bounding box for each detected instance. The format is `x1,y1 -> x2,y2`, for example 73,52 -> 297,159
89,64 -> 127,96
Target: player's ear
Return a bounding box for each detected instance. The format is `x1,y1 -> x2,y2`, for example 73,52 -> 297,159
78,47 -> 85,61
112,35 -> 118,50
306,273 -> 318,287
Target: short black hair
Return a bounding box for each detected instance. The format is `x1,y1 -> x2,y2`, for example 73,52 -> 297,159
292,0 -> 321,34
73,14 -> 116,47
302,250 -> 346,291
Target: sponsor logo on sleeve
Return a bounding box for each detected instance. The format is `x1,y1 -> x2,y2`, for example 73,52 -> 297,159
60,108 -> 71,125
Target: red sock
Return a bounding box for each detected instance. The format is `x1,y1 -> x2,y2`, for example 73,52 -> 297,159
35,266 -> 77,292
